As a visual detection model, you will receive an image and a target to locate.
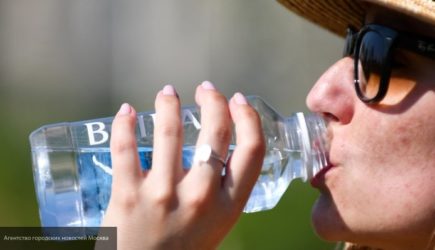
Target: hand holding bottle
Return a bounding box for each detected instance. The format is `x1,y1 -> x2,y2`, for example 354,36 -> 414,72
100,82 -> 266,250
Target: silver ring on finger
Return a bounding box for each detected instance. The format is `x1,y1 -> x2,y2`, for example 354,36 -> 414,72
193,144 -> 226,167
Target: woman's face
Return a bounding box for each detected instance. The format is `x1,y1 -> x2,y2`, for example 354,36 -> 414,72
306,6 -> 435,249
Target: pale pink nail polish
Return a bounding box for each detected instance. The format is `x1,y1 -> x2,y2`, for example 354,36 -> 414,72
201,81 -> 216,90
233,92 -> 248,105
118,103 -> 131,115
162,84 -> 177,96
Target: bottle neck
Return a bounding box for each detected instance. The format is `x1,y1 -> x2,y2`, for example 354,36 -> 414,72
284,113 -> 329,182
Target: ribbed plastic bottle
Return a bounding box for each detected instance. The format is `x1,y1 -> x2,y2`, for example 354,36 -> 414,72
30,96 -> 328,227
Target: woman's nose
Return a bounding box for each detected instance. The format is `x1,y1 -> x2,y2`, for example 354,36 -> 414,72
306,57 -> 356,124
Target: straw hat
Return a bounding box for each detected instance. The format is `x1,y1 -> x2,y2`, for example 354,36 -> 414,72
277,0 -> 435,37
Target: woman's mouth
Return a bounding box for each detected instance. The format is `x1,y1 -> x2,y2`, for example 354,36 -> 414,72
310,164 -> 334,188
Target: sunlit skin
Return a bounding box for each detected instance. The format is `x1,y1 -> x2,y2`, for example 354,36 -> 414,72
99,84 -> 266,250
307,6 -> 435,250
99,4 -> 435,250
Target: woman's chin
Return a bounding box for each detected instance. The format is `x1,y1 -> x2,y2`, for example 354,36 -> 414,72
311,194 -> 349,242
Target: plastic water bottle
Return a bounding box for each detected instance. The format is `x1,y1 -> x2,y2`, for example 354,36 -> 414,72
29,96 -> 328,227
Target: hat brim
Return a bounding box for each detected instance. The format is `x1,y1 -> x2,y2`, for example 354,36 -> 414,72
277,0 -> 435,37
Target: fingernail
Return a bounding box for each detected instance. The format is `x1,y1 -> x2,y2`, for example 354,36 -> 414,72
162,84 -> 177,96
118,103 -> 131,115
233,92 -> 248,105
201,80 -> 216,90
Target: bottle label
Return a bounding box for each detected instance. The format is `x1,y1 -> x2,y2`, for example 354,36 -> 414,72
78,109 -> 201,147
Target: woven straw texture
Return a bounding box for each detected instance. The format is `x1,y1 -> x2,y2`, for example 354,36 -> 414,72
277,0 -> 435,37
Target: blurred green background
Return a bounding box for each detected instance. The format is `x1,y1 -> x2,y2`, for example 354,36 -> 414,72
0,0 -> 341,249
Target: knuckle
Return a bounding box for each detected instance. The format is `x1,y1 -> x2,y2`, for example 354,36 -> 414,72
111,136 -> 136,154
209,125 -> 232,143
185,190 -> 210,212
244,136 -> 266,158
158,123 -> 182,138
111,116 -> 137,154
243,106 -> 262,123
113,189 -> 140,211
220,198 -> 239,216
149,186 -> 176,207
155,96 -> 182,138
239,108 -> 266,155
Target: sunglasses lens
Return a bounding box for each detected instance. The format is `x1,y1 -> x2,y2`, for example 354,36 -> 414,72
356,31 -> 387,100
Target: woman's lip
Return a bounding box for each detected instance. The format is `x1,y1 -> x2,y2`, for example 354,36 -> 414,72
310,164 -> 334,188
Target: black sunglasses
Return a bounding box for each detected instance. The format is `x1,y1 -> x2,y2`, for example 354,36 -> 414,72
343,24 -> 435,103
